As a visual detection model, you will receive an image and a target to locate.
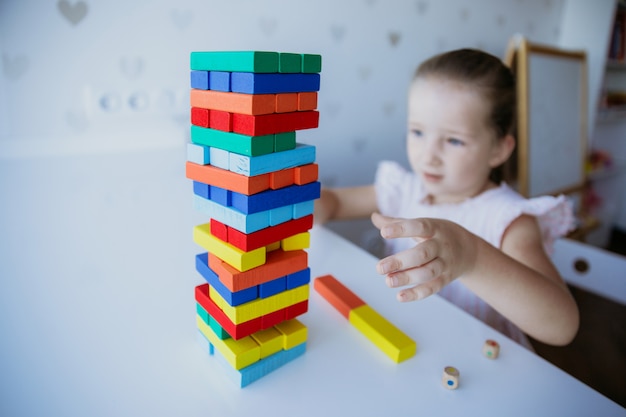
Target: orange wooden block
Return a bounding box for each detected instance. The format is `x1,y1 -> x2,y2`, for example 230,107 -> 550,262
294,163 -> 319,185
275,93 -> 298,113
297,92 -> 318,110
269,168 -> 295,189
185,162 -> 270,195
190,89 -> 275,115
209,249 -> 308,292
313,275 -> 366,319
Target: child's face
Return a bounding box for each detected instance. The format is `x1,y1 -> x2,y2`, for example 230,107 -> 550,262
407,77 -> 506,204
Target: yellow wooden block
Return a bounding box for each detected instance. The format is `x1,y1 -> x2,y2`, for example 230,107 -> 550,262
193,223 -> 266,271
209,284 -> 310,324
274,319 -> 308,349
348,305 -> 417,363
250,327 -> 284,359
196,315 -> 260,370
281,232 -> 310,251
266,241 -> 281,252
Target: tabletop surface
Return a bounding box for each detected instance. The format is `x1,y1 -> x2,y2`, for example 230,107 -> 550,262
0,149 -> 623,417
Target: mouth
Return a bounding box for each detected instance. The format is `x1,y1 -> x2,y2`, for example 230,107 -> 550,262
422,172 -> 443,183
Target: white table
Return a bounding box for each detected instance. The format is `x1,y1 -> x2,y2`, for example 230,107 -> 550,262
0,148 -> 623,416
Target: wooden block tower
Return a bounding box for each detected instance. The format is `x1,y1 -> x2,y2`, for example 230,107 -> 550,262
185,51 -> 321,387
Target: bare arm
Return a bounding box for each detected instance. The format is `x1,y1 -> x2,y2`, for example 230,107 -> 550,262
314,185 -> 378,224
371,212 -> 579,346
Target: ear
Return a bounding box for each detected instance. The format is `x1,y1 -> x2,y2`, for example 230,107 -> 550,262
489,134 -> 516,168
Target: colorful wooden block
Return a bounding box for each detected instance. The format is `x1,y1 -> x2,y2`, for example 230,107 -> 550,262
190,125 -> 277,157
196,315 -> 260,370
227,182 -> 321,215
208,249 -> 308,292
278,53 -> 302,73
209,282 -> 309,324
212,215 -> 313,252
231,110 -> 319,136
275,92 -> 298,113
313,274 -> 365,319
280,232 -> 310,251
190,51 -> 279,73
442,366 -> 460,390
274,131 -> 297,152
301,54 -> 322,73
193,223 -> 266,272
190,89 -> 276,115
231,72 -> 320,94
313,274 -> 417,363
191,70 -> 210,89
193,194 -> 315,234
482,339 -> 500,359
228,143 -> 315,176
209,71 -> 231,92
191,107 -> 210,127
297,92 -> 318,111
195,283 -> 308,340
196,253 -> 258,306
349,305 -> 417,363
186,162 -> 318,196
187,143 -> 210,165
186,162 -> 270,195
197,303 -> 230,339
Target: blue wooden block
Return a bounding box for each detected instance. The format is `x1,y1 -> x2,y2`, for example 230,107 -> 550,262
191,70 -> 210,90
293,200 -> 315,219
193,195 -> 267,233
286,267 -> 311,290
187,143 -> 210,165
229,182 -> 321,214
196,253 -> 258,306
193,181 -> 210,199
209,185 -> 232,207
209,71 -> 231,92
209,147 -> 230,170
230,73 -> 320,94
259,276 -> 287,298
269,205 -> 292,226
228,143 -> 316,176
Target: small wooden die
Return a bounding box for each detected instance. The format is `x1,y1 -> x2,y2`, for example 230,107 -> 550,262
442,366 -> 460,390
482,339 -> 500,359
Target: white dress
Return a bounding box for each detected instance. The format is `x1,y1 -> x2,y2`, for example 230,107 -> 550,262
374,161 -> 575,348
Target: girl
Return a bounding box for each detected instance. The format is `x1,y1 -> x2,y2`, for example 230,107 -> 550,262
315,49 -> 579,347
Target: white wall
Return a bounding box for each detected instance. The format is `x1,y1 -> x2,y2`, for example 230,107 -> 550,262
0,0 -> 567,249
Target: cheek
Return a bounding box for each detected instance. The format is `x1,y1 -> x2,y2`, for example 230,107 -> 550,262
406,139 -> 421,169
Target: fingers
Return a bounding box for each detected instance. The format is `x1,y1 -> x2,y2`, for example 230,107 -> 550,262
376,238 -> 439,275
396,277 -> 446,302
371,212 -> 435,240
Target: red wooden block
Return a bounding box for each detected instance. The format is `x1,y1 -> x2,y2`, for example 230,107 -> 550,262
210,218 -> 229,242
285,299 -> 308,320
224,215 -> 314,251
261,308 -> 286,329
231,111 -> 319,136
209,109 -> 233,131
191,107 -> 210,127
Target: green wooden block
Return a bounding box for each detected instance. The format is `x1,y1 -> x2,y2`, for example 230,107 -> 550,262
274,131 -> 297,152
301,54 -> 322,73
279,53 -> 302,73
191,125 -> 274,156
190,51 -> 279,73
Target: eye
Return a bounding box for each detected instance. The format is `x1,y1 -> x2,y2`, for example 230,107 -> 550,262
447,137 -> 465,146
410,129 -> 423,137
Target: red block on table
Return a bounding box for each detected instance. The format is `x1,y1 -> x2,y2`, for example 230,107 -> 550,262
232,110 -> 319,136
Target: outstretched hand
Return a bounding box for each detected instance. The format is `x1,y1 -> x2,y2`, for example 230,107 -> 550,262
371,212 -> 478,302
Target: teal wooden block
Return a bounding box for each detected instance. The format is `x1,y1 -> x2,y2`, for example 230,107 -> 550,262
190,51 -> 279,73
190,125 -> 275,157
274,131 -> 296,152
228,143 -> 315,176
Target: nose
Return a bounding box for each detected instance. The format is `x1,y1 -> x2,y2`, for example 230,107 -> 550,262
421,138 -> 441,166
